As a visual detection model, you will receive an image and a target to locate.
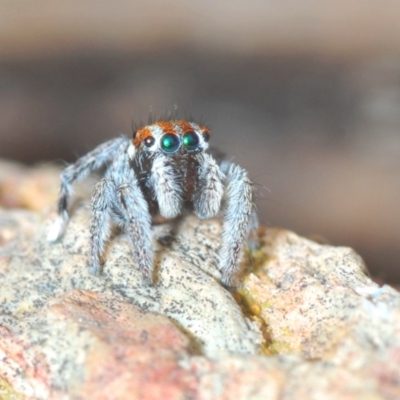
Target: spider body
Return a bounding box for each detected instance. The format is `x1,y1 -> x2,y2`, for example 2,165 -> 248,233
48,120 -> 258,287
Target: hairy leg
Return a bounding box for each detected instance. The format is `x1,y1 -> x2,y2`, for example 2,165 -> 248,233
219,162 -> 255,287
88,149 -> 155,283
47,137 -> 128,242
247,206 -> 259,250
89,179 -> 115,275
219,161 -> 259,248
117,177 -> 154,285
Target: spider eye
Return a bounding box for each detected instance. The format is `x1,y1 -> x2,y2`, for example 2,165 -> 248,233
183,131 -> 199,150
144,136 -> 155,147
202,131 -> 210,142
161,133 -> 180,153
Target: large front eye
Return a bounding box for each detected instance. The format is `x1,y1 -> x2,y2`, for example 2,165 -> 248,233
183,131 -> 199,151
161,133 -> 180,153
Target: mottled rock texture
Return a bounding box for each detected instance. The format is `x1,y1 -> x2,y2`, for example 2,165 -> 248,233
0,160 -> 400,399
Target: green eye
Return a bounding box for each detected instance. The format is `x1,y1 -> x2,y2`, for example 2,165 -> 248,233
183,132 -> 199,150
161,133 -> 180,153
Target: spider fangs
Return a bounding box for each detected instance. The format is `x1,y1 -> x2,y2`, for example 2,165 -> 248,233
48,120 -> 259,287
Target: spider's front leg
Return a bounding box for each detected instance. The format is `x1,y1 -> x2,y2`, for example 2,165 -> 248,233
89,178 -> 115,275
219,162 -> 257,287
86,144 -> 154,282
115,174 -> 154,285
47,137 -> 128,242
90,166 -> 154,283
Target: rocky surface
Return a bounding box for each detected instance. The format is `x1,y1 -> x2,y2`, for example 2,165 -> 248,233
0,160 -> 60,211
0,160 -> 400,399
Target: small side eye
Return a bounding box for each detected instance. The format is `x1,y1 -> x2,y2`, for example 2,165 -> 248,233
183,131 -> 199,150
161,133 -> 180,153
144,136 -> 155,147
202,131 -> 210,142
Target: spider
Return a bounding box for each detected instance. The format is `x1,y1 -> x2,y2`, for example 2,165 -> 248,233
48,119 -> 258,287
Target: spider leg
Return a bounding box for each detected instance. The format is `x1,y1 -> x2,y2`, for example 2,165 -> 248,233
89,178 -> 115,275
219,162 -> 255,287
116,177 -> 154,285
47,137 -> 128,242
247,206 -> 259,250
192,153 -> 224,219
219,161 -> 259,248
89,149 -> 154,283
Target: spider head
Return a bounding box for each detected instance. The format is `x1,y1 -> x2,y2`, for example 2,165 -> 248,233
128,120 -> 210,160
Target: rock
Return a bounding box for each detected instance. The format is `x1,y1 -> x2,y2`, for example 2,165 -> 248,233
0,159 -> 400,399
1,290 -> 197,399
0,159 -> 60,211
0,158 -> 95,212
0,206 -> 263,358
240,229 -> 400,361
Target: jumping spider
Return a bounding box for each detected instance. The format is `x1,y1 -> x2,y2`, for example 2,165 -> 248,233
48,120 -> 258,287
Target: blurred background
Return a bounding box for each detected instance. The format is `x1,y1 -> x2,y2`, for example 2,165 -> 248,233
0,1 -> 399,282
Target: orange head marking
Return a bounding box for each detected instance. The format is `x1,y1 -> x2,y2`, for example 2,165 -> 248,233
177,120 -> 194,134
133,126 -> 152,147
155,121 -> 176,135
200,125 -> 210,134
